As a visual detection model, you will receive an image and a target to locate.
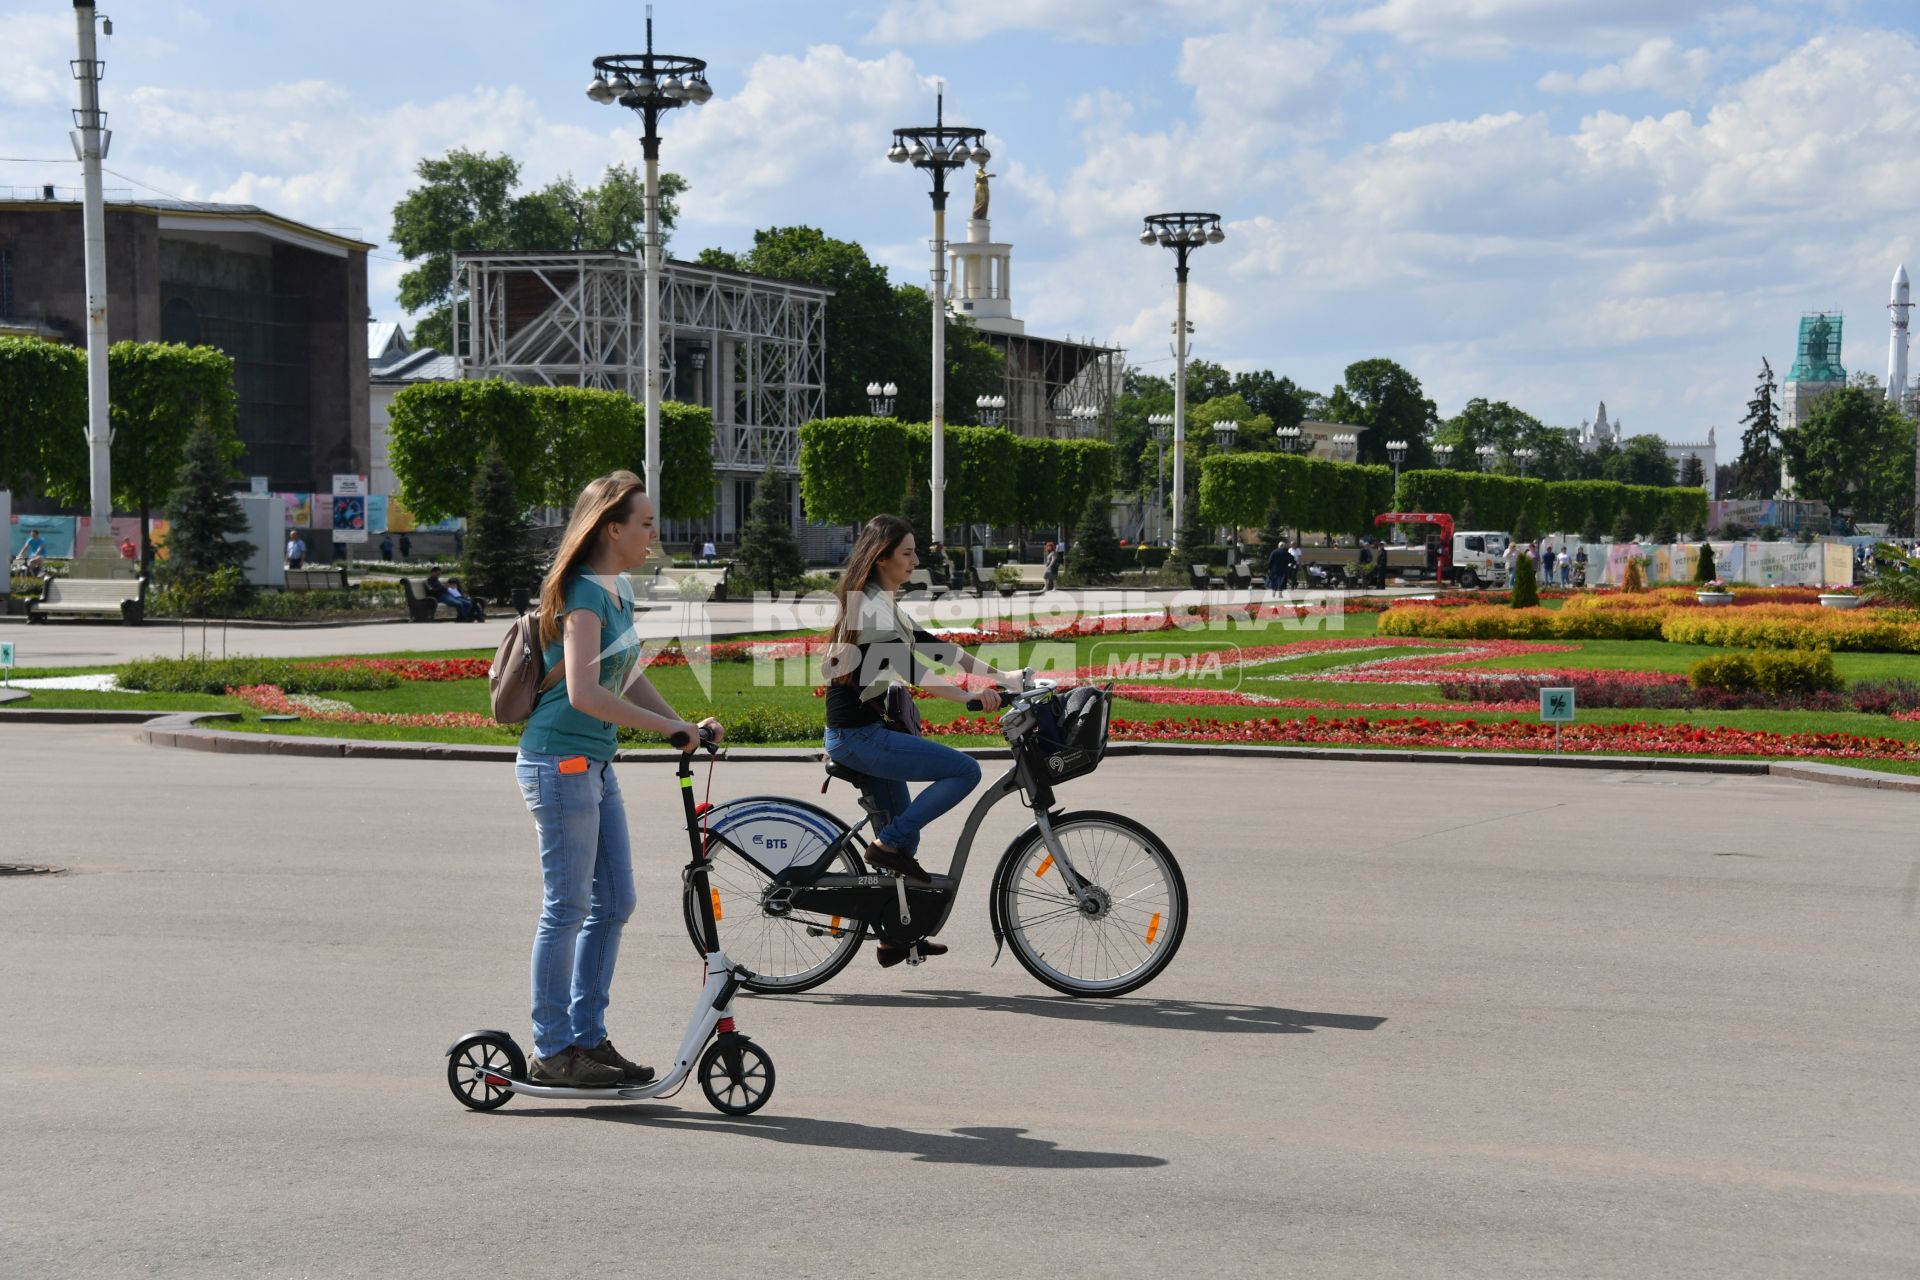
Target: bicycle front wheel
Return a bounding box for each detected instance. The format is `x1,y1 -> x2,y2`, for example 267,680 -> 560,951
991,811 -> 1187,998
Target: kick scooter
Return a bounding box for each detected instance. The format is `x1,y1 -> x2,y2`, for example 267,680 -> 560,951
445,726 -> 776,1115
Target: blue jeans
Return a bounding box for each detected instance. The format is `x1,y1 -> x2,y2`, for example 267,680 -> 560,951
823,721 -> 981,855
515,750 -> 636,1059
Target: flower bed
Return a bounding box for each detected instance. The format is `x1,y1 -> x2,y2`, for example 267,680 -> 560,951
1660,605 -> 1920,652
927,710 -> 1920,760
1379,604 -> 1665,641
309,657 -> 493,682
230,684 -> 495,728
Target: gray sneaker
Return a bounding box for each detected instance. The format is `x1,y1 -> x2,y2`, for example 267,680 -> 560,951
581,1038 -> 656,1085
528,1046 -> 624,1088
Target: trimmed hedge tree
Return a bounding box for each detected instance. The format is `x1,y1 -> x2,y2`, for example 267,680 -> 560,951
798,416 -> 1113,530
388,380 -> 715,521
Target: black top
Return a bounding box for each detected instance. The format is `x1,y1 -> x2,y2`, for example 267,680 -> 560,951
824,586 -> 962,729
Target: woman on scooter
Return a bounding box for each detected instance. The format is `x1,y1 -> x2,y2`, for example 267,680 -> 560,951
823,514 -> 1024,965
517,470 -> 724,1089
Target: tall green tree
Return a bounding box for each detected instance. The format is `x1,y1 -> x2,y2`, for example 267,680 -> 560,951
1324,358 -> 1438,468
1231,370 -> 1313,430
736,459 -> 803,595
1780,382 -> 1912,528
0,337 -> 86,497
389,148 -> 684,351
164,423 -> 253,592
1733,358 -> 1781,499
1435,398 -> 1578,479
1679,453 -> 1706,488
1067,490 -> 1123,584
1610,435 -> 1678,487
463,440 -> 539,602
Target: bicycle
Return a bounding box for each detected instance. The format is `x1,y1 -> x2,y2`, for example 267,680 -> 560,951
681,679 -> 1188,998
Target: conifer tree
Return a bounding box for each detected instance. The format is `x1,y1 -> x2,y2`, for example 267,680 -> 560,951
1654,510 -> 1679,545
1694,542 -> 1717,583
1612,510 -> 1636,543
464,439 -> 538,602
737,459 -> 802,595
164,424 -> 253,586
1068,490 -> 1122,585
1510,549 -> 1538,608
1734,358 -> 1781,499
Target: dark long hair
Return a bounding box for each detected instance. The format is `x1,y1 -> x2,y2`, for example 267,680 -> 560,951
824,514 -> 912,686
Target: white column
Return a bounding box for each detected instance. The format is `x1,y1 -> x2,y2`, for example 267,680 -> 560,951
73,1 -> 115,571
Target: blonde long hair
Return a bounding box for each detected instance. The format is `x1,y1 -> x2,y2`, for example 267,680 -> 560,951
537,470 -> 648,646
824,514 -> 912,685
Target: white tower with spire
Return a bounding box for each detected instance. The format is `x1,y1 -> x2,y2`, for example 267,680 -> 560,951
1891,264 -> 1912,406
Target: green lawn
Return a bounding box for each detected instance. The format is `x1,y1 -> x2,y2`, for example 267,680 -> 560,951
10,606 -> 1920,769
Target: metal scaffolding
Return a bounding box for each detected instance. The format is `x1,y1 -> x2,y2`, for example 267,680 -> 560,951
452,250 -> 829,477
982,331 -> 1124,438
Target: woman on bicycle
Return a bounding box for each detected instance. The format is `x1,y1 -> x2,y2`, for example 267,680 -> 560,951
823,514 -> 1023,965
517,470 -> 724,1088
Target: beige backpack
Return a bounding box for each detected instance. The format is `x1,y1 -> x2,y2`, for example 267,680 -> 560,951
489,610 -> 564,724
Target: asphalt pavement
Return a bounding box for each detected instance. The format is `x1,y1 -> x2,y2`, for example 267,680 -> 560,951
3,723 -> 1917,1277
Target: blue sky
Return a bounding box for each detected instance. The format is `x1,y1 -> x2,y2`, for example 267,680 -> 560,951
4,0 -> 1917,443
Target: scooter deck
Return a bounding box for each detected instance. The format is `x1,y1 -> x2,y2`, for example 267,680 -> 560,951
479,1073 -> 666,1101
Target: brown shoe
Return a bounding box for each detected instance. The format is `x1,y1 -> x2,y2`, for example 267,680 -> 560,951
876,939 -> 949,968
866,845 -> 933,884
581,1038 -> 656,1085
528,1046 -> 624,1088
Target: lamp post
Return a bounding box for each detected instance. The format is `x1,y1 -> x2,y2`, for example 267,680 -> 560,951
1211,419 -> 1239,558
72,0 -> 116,572
1476,443 -> 1498,472
1068,404 -> 1100,436
1436,442 -> 1457,469
1331,431 -> 1358,463
865,381 -> 898,417
976,394 -> 1005,427
1150,414 -> 1172,544
1512,446 -> 1536,478
1386,438 -> 1408,539
1141,211 -> 1225,552
588,10 -> 713,512
1275,425 -> 1305,455
889,90 -> 989,546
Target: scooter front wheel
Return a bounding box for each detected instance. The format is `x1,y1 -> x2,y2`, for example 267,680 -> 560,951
699,1035 -> 775,1115
446,1032 -> 525,1111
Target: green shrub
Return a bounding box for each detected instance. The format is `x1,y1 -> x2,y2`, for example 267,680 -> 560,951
115,656 -> 402,695
1510,553 -> 1538,608
1688,650 -> 1841,696
619,702 -> 824,745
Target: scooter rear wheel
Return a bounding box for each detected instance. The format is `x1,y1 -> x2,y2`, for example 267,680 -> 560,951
699,1036 -> 775,1115
447,1033 -> 525,1111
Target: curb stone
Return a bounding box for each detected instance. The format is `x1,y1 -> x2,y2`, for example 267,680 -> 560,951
78,710 -> 1920,792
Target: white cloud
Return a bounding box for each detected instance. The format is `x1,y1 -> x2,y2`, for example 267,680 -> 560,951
1537,37 -> 1715,97
0,12 -> 72,109
1332,0 -> 1735,56
865,0 -> 1263,45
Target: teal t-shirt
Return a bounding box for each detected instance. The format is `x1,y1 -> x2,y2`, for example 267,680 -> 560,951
519,572 -> 641,761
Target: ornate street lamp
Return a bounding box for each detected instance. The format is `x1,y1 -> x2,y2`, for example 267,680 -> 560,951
866,381 -> 898,417
1386,438 -> 1409,539
889,88 -> 989,546
589,11 -> 713,510
1274,425 -> 1306,455
1512,446 -> 1536,478
1476,443 -> 1499,471
1067,404 -> 1101,436
1150,414 -> 1173,544
976,394 -> 1006,427
1331,431 -> 1358,463
1140,211 -> 1225,553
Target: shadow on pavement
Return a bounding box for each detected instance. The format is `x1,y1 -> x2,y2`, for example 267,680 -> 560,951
509,1110 -> 1168,1168
776,987 -> 1387,1035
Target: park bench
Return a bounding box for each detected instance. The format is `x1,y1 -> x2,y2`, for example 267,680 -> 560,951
901,567 -> 954,598
1188,564 -> 1226,591
284,566 -> 349,592
397,576 -> 454,622
647,563 -> 732,602
1224,563 -> 1254,590
28,574 -> 147,625
969,563 -> 1048,597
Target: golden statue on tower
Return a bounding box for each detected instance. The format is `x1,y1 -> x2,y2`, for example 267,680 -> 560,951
972,159 -> 994,220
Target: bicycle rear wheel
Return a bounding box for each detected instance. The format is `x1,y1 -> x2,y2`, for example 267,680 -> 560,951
686,830 -> 868,994
991,810 -> 1187,998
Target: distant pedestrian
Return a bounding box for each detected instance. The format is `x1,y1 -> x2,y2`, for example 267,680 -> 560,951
1265,541 -> 1289,594
1559,549 -> 1572,586
286,534 -> 305,569
398,533 -> 413,560
119,536 -> 138,563
1043,540 -> 1061,591
379,536 -> 395,562
701,538 -> 717,565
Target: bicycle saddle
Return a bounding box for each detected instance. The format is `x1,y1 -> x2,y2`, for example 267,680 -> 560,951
822,760 -> 880,789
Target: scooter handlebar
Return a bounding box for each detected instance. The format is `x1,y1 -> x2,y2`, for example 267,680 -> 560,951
668,724 -> 720,753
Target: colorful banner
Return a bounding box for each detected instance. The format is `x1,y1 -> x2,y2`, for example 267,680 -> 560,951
1565,540 -> 1851,587
383,497 -> 417,533
11,515 -> 76,559
367,495 -> 389,535
280,493 -> 312,527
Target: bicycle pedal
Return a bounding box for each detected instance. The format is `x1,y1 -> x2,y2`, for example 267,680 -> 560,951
905,946 -> 925,967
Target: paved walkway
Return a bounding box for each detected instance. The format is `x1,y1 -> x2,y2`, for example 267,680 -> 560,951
4,724 -> 1915,1276
0,585 -> 1403,668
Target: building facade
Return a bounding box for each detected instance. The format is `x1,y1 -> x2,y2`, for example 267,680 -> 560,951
0,194 -> 373,494
1568,401 -> 1717,497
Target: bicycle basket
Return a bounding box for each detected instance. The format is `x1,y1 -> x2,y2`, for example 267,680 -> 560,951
1023,684 -> 1111,784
